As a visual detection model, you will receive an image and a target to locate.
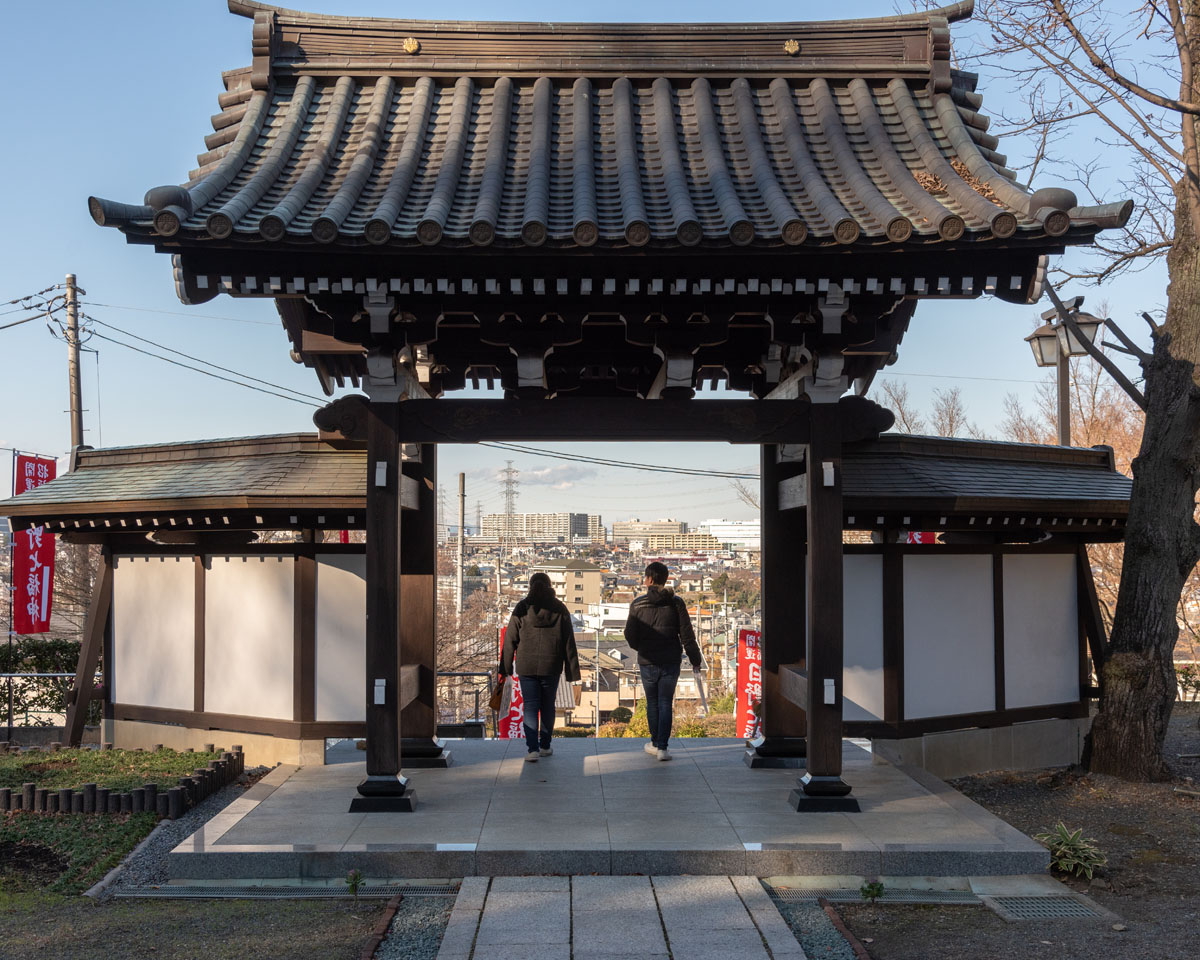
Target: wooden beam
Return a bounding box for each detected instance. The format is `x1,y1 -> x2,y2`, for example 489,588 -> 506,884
399,444 -> 447,763
799,402 -> 852,799
399,664 -> 422,712
357,398 -> 411,804
293,552 -> 316,724
779,664 -> 808,710
64,548 -> 113,746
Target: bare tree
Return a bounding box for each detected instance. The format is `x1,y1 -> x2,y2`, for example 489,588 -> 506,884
929,386 -> 984,438
731,479 -> 759,511
968,1 -> 1200,778
875,379 -> 927,433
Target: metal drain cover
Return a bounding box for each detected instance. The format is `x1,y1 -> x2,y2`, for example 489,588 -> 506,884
988,896 -> 1099,919
114,883 -> 459,900
770,888 -> 981,905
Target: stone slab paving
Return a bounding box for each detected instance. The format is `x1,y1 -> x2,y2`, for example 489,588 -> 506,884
437,876 -> 804,960
168,738 -> 1048,880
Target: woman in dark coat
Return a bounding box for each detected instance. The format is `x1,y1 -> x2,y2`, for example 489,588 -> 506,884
500,572 -> 581,761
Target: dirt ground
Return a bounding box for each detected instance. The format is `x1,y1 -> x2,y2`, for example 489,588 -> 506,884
840,702 -> 1200,960
0,890 -> 386,960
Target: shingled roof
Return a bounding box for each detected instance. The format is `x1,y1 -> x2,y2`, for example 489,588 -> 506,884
89,0 -> 1129,254
0,434 -> 370,530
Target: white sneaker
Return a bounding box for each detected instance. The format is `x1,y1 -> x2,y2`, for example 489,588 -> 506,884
657,748 -> 673,761
539,746 -> 553,757
525,752 -> 539,762
643,742 -> 658,757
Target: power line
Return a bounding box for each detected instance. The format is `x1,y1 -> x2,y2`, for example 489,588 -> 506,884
86,331 -> 322,408
82,313 -> 327,404
80,300 -> 277,327
479,441 -> 758,479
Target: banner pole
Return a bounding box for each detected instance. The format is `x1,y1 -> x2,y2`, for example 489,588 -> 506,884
7,448 -> 16,741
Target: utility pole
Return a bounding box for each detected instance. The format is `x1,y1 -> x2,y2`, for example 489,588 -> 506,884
65,274 -> 84,449
456,473 -> 465,624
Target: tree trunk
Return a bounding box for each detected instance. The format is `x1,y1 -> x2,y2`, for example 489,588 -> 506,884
1086,186 -> 1200,780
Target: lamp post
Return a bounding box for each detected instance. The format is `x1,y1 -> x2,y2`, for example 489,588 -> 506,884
1024,296 -> 1105,446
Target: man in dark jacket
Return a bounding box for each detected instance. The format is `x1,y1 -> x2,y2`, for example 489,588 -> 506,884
624,561 -> 703,761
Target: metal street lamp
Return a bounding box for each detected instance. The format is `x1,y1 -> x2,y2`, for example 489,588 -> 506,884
1024,296 -> 1106,447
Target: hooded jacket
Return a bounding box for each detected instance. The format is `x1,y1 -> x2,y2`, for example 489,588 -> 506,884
501,596 -> 581,681
624,585 -> 703,668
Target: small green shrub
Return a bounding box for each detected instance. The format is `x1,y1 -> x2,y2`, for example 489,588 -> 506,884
675,719 -> 708,738
708,691 -> 736,713
1034,822 -> 1107,879
700,715 -> 737,737
624,701 -> 650,738
860,880 -> 885,903
345,868 -> 363,899
609,706 -> 633,723
555,725 -> 594,737
597,722 -> 628,738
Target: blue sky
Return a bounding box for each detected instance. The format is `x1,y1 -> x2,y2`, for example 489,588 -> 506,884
0,1 -> 1155,526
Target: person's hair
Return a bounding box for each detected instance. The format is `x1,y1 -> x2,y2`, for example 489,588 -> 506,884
525,571 -> 557,611
644,561 -> 669,585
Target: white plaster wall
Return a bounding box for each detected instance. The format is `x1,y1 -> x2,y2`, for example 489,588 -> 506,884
1003,553 -> 1080,708
843,554 -> 885,722
112,555 -> 195,709
204,555 -> 294,720
315,554 -> 366,722
903,554 -> 995,719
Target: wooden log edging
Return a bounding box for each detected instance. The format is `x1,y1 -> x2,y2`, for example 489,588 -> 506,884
0,746 -> 244,820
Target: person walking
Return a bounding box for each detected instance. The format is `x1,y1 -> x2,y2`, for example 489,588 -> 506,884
500,572 -> 581,762
624,561 -> 703,761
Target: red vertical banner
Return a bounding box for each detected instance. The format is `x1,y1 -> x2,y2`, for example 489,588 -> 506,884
497,625 -> 524,739
12,455 -> 57,634
735,628 -> 762,739
906,531 -> 936,544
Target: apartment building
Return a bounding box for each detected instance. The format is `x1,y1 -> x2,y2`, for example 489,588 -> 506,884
534,557 -> 604,615
696,518 -> 761,550
481,512 -> 602,542
643,532 -> 724,553
611,518 -> 687,543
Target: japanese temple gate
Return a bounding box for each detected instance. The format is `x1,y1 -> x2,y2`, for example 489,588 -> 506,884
69,0 -> 1130,810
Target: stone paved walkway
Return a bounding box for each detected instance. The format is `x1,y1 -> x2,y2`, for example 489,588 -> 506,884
435,875 -> 806,960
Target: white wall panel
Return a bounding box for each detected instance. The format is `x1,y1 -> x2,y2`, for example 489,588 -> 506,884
1003,554 -> 1080,708
315,554 -> 366,722
113,555 -> 195,709
843,555 -> 885,721
903,554 -> 995,719
204,555 -> 294,720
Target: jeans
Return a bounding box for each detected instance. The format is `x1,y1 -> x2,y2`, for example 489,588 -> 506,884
639,662 -> 681,749
518,674 -> 559,752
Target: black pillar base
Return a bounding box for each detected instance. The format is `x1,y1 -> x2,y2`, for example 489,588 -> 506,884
788,772 -> 858,812
745,736 -> 808,768
350,774 -> 416,812
788,788 -> 860,813
400,738 -> 453,768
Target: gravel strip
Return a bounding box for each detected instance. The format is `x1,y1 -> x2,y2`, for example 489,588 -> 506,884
772,899 -> 859,960
107,767 -> 271,892
373,897 -> 454,960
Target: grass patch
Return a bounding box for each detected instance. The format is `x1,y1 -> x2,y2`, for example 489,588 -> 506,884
0,747 -> 222,792
0,810 -> 157,894
0,891 -> 383,960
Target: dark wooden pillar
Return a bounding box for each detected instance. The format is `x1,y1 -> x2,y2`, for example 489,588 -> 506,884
352,399 -> 415,811
64,546 -> 113,746
791,401 -> 855,808
400,443 -> 451,767
747,443 -> 808,767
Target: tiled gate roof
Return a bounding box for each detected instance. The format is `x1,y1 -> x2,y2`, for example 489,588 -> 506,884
88,1 -> 1129,252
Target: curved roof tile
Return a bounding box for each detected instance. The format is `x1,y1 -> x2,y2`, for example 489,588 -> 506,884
89,2 -> 1130,250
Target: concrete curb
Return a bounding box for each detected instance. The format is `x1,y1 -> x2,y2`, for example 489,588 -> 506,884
360,893 -> 405,960
83,820 -> 168,899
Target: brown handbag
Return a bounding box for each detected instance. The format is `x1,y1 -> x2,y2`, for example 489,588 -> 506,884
488,679 -> 505,713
